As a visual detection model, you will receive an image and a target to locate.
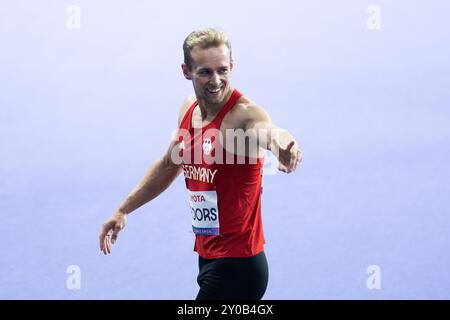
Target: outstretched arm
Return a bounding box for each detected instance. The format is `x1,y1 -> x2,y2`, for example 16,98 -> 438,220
245,105 -> 302,173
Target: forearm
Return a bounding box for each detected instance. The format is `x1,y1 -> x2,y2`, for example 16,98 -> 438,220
243,105 -> 295,152
117,157 -> 182,214
258,125 -> 301,173
267,128 -> 296,152
253,123 -> 295,152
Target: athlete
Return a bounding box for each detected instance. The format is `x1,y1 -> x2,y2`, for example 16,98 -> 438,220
99,28 -> 302,300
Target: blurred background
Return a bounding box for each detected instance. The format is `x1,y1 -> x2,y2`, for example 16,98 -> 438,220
1,0 -> 449,299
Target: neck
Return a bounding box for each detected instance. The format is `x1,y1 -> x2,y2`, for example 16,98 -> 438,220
197,86 -> 234,120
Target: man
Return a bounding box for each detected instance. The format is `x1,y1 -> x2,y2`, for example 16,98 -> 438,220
99,28 -> 302,300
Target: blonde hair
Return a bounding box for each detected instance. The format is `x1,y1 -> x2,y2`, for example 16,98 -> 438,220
183,28 -> 232,70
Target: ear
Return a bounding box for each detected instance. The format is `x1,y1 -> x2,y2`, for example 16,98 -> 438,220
181,64 -> 192,80
230,60 -> 234,72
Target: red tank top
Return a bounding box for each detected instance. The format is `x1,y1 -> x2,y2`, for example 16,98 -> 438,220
178,89 -> 265,259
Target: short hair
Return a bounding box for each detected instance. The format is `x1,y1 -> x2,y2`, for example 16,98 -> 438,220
183,28 -> 232,70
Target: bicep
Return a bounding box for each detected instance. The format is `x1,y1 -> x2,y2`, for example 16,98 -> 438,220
162,137 -> 183,174
161,96 -> 194,172
240,105 -> 279,151
178,94 -> 196,126
245,105 -> 276,132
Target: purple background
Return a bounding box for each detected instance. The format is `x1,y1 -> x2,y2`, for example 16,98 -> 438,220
1,0 -> 449,299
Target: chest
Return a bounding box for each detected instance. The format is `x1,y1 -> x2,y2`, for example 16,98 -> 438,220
185,105 -> 264,159
190,106 -> 244,132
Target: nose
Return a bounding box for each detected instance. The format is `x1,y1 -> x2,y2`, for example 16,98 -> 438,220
210,72 -> 221,87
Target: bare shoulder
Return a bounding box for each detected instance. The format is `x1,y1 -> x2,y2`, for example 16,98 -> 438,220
178,93 -> 196,125
229,95 -> 272,126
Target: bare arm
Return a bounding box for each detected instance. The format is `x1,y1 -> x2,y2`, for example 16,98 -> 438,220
99,96 -> 194,254
99,139 -> 183,254
245,105 -> 302,173
116,142 -> 182,215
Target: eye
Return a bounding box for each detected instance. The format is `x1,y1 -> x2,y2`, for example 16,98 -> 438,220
198,70 -> 210,75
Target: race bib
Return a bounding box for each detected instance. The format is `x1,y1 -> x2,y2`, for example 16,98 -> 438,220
188,190 -> 220,236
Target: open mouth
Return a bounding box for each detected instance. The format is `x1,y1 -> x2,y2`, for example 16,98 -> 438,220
206,87 -> 222,95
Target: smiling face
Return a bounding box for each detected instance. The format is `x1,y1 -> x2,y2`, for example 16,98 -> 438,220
182,44 -> 234,108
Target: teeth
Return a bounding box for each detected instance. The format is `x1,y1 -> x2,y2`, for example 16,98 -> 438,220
207,88 -> 221,93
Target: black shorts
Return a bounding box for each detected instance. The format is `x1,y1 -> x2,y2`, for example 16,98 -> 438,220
196,251 -> 269,300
